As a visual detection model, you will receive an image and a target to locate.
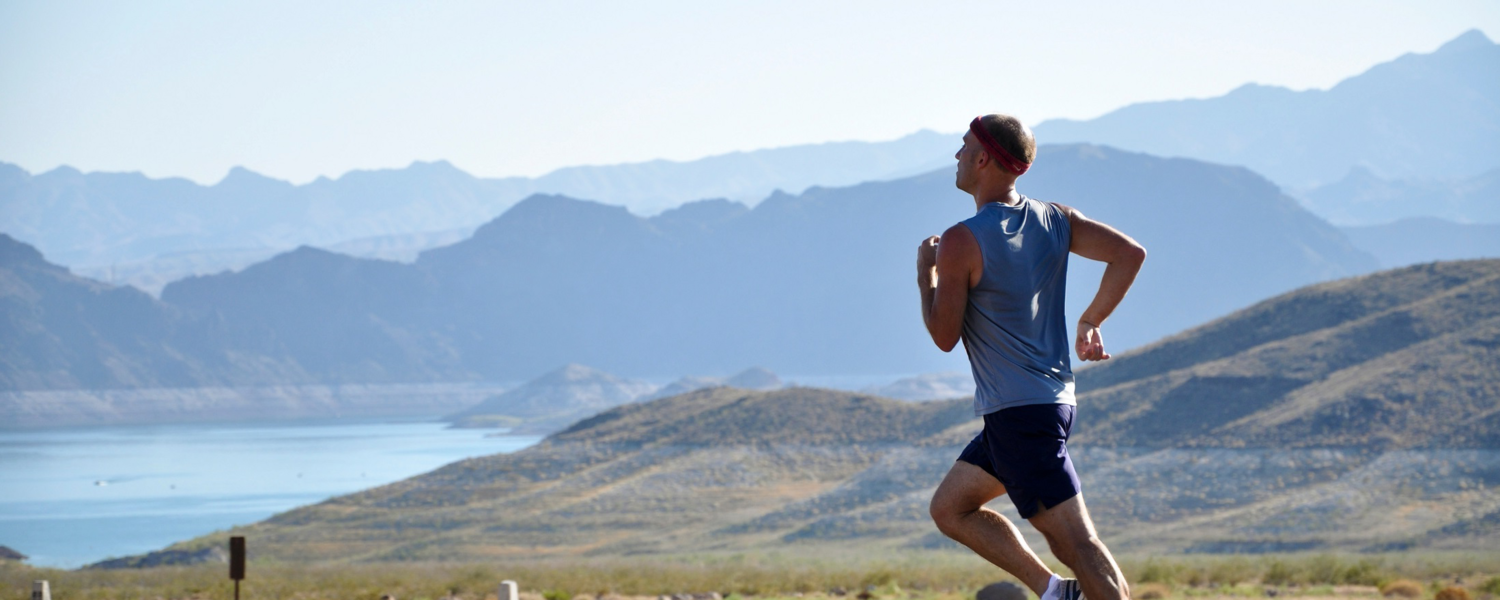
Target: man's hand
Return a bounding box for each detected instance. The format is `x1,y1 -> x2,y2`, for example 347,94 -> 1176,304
917,235 -> 940,286
1075,320 -> 1111,362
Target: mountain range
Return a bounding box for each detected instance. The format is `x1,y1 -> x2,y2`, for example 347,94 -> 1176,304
1340,218 -> 1500,270
1035,30 -> 1500,192
1300,166 -> 1500,226
149,260 -> 1499,563
5,29 -> 1496,297
1,144 -> 1377,396
0,131 -> 953,283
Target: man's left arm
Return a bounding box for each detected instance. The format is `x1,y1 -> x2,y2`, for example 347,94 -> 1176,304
918,224 -> 980,352
1052,202 -> 1146,361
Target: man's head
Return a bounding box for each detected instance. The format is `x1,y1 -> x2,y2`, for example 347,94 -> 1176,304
955,113 -> 1035,193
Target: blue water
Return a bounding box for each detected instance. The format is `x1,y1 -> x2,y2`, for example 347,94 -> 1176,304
0,419 -> 540,568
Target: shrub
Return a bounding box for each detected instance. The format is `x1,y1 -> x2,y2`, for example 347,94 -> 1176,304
1263,561 -> 1295,587
1136,582 -> 1171,600
1341,559 -> 1389,586
1205,557 -> 1255,586
1435,587 -> 1471,600
1481,578 -> 1500,597
1382,580 -> 1425,599
1138,560 -> 1178,584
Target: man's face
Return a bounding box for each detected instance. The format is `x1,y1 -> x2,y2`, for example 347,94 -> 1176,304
954,131 -> 981,193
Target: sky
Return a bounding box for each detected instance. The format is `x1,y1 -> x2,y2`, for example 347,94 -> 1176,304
1,1 -> 1497,185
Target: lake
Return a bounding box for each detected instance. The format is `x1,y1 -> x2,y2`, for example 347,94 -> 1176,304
0,419 -> 540,568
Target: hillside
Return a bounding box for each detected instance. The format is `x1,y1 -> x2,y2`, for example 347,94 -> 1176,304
0,233 -> 493,425
182,262 -> 1500,562
1072,259 -> 1500,449
151,144 -> 1374,383
0,233 -> 294,390
1035,30 -> 1500,191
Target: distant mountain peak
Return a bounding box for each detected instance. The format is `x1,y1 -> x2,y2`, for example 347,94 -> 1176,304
0,233 -> 49,268
215,166 -> 293,191
725,367 -> 781,390
539,363 -> 623,384
1437,29 -> 1494,53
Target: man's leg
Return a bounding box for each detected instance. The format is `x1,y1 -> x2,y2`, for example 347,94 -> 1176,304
1028,494 -> 1128,600
930,461 -> 1055,596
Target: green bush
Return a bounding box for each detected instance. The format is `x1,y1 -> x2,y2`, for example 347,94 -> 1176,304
1205,557 -> 1256,586
1263,560 -> 1296,587
1138,559 -> 1179,584
1480,577 -> 1500,596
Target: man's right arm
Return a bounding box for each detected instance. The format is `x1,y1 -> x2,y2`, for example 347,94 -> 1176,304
1052,203 -> 1146,361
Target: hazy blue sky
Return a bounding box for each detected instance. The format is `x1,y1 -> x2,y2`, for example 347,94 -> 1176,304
2,1 -> 1496,184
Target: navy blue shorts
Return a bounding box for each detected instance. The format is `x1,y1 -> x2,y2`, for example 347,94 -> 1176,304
957,403 -> 1081,519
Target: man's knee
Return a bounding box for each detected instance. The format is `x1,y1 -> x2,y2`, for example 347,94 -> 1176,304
928,491 -> 970,534
1029,496 -> 1101,557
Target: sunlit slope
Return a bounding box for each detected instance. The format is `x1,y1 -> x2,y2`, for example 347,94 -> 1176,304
216,388 -> 974,562
192,263 -> 1500,562
1074,259 -> 1500,449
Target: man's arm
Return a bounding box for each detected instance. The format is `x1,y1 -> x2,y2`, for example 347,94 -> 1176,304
917,224 -> 981,352
1053,203 -> 1146,361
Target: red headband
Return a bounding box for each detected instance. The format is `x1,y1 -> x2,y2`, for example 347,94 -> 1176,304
969,116 -> 1030,175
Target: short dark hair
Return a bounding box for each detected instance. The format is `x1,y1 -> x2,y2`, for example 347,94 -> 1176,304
979,114 -> 1036,166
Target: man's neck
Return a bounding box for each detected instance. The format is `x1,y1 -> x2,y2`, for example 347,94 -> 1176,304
971,183 -> 1021,212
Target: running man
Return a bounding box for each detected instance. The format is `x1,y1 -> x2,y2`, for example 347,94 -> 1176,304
919,114 -> 1145,600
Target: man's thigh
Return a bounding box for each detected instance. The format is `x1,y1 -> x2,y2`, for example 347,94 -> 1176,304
932,460 -> 1008,515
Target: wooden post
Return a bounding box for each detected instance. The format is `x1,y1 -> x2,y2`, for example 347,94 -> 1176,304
31,581 -> 50,600
230,536 -> 246,600
500,580 -> 519,600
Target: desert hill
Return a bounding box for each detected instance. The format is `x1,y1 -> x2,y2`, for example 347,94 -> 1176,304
1073,259 -> 1500,449
183,263 -> 1500,562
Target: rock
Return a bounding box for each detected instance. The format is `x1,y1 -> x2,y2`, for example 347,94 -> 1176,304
832,588 -> 848,597
0,545 -> 26,561
976,582 -> 1028,600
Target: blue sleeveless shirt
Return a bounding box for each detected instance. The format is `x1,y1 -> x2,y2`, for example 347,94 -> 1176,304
959,196 -> 1075,415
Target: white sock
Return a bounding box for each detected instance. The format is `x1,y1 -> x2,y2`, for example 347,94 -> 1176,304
1040,575 -> 1064,600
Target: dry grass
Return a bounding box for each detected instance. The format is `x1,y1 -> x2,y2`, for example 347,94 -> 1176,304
2,552 -> 1498,600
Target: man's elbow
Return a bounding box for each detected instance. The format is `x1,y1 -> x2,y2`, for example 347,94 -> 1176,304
932,334 -> 960,353
1120,243 -> 1146,267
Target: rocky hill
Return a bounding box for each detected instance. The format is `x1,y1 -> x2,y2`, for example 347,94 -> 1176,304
1072,259 -> 1500,449
448,364 -> 656,431
182,262 -> 1499,562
